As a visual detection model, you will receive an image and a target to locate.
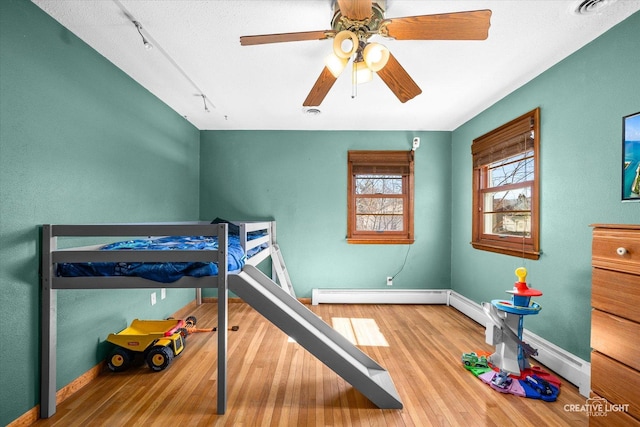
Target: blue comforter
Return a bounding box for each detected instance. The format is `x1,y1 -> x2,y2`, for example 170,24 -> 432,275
57,235 -> 248,283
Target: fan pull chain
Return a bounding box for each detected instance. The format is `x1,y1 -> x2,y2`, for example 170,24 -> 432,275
351,62 -> 357,99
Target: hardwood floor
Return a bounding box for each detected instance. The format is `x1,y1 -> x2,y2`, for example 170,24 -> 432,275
33,302 -> 588,426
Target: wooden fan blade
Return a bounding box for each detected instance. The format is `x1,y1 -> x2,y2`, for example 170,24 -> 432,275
383,10 -> 491,40
377,53 -> 422,103
240,30 -> 332,46
337,0 -> 372,20
303,67 -> 338,107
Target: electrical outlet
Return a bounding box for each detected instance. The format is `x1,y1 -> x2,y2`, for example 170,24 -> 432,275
386,276 -> 393,286
161,288 -> 166,300
151,292 -> 156,306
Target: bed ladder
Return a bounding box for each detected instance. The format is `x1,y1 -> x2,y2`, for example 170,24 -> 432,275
271,244 -> 296,298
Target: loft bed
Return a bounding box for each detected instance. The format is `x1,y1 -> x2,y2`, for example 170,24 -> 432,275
40,220 -> 279,419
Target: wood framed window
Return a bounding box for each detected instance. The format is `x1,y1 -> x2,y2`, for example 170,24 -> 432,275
347,150 -> 414,244
471,108 -> 540,259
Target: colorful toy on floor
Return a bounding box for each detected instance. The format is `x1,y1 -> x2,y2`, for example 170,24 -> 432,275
462,267 -> 560,401
461,352 -> 489,368
169,315 -> 239,334
183,315 -> 215,334
476,368 -> 560,402
106,318 -> 186,372
485,267 -> 541,376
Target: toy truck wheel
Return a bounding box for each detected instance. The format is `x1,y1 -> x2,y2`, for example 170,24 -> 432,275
146,346 -> 173,371
185,316 -> 197,327
178,327 -> 188,341
107,347 -> 134,372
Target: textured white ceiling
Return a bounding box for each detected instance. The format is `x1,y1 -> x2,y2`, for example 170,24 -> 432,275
32,0 -> 640,131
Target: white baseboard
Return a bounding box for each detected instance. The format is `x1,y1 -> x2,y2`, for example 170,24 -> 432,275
311,287 -> 590,397
446,290 -> 487,324
448,291 -> 590,397
311,288 -> 449,305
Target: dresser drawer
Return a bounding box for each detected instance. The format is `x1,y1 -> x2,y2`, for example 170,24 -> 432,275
589,392 -> 640,426
591,351 -> 640,421
592,227 -> 640,275
591,309 -> 640,371
592,268 -> 640,323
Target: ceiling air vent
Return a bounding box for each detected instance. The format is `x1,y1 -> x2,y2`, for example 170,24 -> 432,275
304,108 -> 322,116
572,0 -> 616,15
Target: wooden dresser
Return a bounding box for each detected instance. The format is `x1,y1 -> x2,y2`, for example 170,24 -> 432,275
590,224 -> 640,426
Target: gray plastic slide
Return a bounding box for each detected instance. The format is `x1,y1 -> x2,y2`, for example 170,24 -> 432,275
229,265 -> 403,409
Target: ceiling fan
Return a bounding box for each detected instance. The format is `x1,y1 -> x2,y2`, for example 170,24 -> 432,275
240,0 -> 491,107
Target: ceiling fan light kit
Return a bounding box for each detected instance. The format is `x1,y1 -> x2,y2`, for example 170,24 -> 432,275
363,42 -> 389,72
325,53 -> 349,78
240,0 -> 491,107
352,61 -> 373,85
333,30 -> 359,58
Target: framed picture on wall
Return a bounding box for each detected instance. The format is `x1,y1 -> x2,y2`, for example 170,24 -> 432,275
622,111 -> 640,201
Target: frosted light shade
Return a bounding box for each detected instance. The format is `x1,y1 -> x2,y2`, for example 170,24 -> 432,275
352,61 -> 373,84
363,43 -> 389,72
333,31 -> 358,59
325,53 -> 348,78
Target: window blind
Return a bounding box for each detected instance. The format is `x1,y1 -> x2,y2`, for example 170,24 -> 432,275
349,151 -> 413,175
472,111 -> 536,168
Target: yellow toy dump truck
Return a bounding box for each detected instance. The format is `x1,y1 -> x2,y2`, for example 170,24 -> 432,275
106,319 -> 187,372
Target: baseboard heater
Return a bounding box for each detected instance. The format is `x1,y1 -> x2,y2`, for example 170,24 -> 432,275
311,289 -> 449,305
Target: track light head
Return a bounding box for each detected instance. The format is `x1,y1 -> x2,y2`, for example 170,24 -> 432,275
133,21 -> 152,50
200,94 -> 210,112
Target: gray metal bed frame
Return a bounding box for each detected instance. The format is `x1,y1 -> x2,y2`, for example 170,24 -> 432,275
40,220 -> 275,419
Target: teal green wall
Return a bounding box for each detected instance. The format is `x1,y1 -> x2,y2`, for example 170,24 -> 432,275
200,130 -> 452,298
0,1 -> 200,424
450,12 -> 640,361
1,0 -> 639,423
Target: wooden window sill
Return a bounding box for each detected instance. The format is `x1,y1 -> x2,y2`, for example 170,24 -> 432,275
348,238 -> 414,245
471,241 -> 540,260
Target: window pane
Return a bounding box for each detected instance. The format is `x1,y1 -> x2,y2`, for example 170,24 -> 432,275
488,153 -> 534,188
483,212 -> 531,237
356,198 -> 403,214
357,215 -> 404,231
347,150 -> 414,242
483,187 -> 531,213
483,187 -> 531,236
355,175 -> 403,195
471,108 -> 539,257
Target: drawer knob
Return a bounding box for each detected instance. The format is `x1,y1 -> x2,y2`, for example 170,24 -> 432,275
616,247 -> 628,256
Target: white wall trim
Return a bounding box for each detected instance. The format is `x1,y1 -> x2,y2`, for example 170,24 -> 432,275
311,288 -> 590,397
311,288 -> 449,305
